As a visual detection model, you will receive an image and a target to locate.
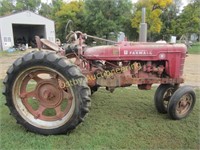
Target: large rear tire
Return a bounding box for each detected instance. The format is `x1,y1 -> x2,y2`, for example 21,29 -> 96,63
3,51 -> 91,135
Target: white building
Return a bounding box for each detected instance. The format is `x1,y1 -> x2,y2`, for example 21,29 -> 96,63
0,10 -> 55,51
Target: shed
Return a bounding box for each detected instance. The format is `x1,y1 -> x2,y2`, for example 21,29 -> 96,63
0,10 -> 55,51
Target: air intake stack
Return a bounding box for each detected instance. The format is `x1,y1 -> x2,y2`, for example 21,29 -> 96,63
139,7 -> 147,42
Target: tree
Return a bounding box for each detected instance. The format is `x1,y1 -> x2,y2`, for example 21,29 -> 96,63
15,0 -> 41,12
84,0 -> 133,41
159,0 -> 182,40
39,3 -> 53,18
39,0 -> 63,19
54,1 -> 85,41
0,0 -> 15,16
51,0 -> 63,18
177,1 -> 200,36
131,0 -> 172,41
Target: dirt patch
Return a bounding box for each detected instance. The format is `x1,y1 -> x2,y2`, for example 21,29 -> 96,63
0,52 -> 199,87
183,54 -> 200,87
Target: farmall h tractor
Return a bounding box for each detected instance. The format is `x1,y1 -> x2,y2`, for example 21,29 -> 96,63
3,30 -> 196,135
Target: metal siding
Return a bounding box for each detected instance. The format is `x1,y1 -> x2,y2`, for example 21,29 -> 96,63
0,29 -> 2,51
0,11 -> 55,50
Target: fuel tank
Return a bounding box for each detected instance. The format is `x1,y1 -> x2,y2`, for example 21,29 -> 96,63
83,41 -> 187,61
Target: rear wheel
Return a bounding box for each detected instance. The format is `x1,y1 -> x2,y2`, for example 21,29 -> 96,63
3,51 -> 91,135
154,84 -> 175,114
168,86 -> 196,120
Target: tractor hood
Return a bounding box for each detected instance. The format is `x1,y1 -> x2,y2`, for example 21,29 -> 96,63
83,41 -> 187,61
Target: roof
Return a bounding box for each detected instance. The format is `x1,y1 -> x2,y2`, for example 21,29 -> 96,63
0,10 -> 54,22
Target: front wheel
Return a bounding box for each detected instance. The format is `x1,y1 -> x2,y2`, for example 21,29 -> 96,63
3,51 -> 91,135
154,84 -> 175,114
167,86 -> 196,120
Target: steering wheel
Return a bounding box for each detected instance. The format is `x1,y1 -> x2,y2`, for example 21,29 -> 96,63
65,20 -> 73,35
65,20 -> 77,42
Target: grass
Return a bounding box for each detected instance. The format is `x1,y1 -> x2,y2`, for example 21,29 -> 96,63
0,49 -> 37,57
0,82 -> 199,150
0,50 -> 24,57
188,42 -> 200,54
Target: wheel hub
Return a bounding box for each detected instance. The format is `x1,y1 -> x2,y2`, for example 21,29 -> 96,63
36,79 -> 63,108
177,94 -> 192,115
180,100 -> 188,107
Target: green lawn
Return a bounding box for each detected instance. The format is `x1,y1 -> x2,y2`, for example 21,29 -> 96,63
188,42 -> 200,54
0,82 -> 199,150
0,50 -> 23,57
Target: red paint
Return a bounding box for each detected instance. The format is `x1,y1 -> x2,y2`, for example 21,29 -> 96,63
84,41 -> 187,78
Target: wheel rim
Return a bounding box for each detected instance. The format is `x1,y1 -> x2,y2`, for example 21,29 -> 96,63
13,66 -> 75,129
163,87 -> 174,109
176,93 -> 193,116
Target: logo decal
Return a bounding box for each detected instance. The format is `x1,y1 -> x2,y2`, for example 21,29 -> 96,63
124,50 -> 128,55
123,50 -> 153,55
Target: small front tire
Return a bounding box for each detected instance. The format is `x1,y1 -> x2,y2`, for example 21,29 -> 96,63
154,84 -> 175,114
167,86 -> 196,120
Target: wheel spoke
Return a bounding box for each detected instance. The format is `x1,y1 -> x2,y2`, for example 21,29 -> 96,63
34,105 -> 46,119
20,77 -> 30,93
185,95 -> 192,104
19,90 -> 36,99
32,75 -> 43,83
176,106 -> 182,113
50,72 -> 59,79
61,90 -> 73,114
55,106 -> 63,120
26,90 -> 36,98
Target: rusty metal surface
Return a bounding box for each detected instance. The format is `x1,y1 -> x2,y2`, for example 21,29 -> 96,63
86,67 -> 184,89
40,39 -> 60,51
35,36 -> 42,50
35,31 -> 187,90
19,69 -> 73,121
176,94 -> 193,116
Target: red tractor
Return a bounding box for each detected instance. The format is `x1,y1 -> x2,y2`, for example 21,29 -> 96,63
3,30 -> 196,135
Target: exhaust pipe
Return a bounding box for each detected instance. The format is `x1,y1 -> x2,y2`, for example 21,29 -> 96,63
139,7 -> 147,42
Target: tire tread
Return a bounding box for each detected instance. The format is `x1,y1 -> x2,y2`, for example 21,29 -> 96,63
3,51 -> 91,135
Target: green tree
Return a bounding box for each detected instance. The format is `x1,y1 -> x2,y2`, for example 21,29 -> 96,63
54,1 -> 84,41
159,0 -> 182,40
15,0 -> 41,12
51,0 -> 63,18
0,0 -> 15,16
131,0 -> 172,41
177,1 -> 200,38
39,3 -> 53,18
39,0 -> 63,19
84,0 -> 133,41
